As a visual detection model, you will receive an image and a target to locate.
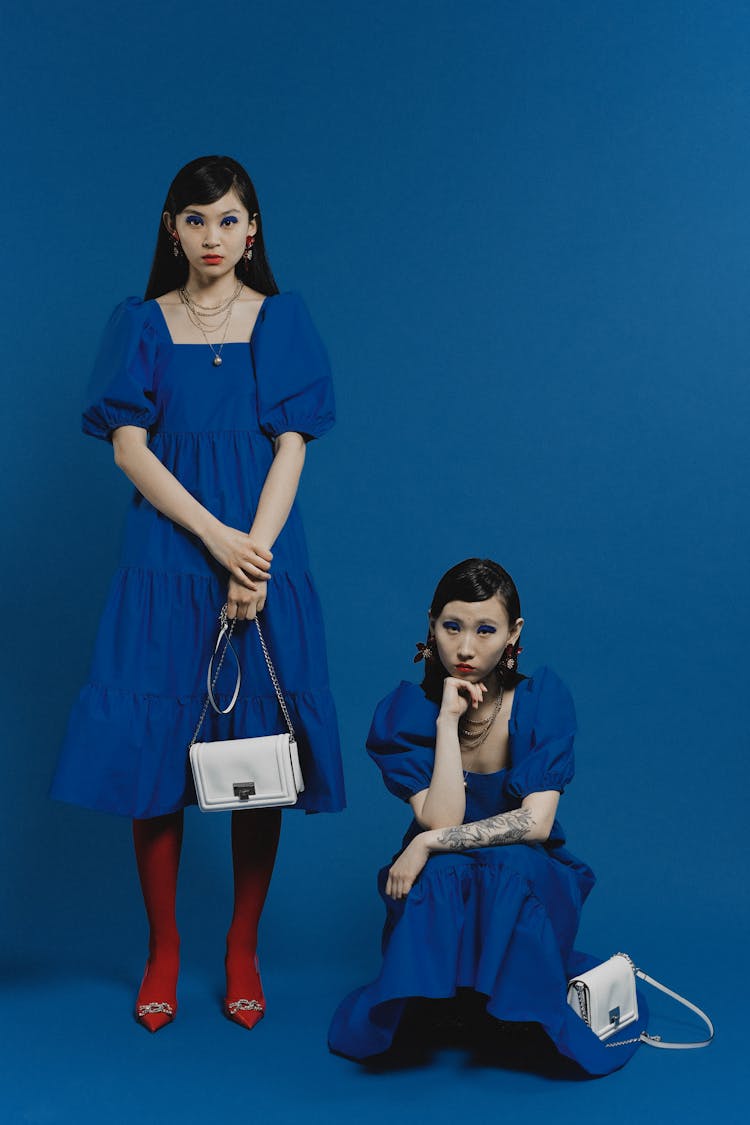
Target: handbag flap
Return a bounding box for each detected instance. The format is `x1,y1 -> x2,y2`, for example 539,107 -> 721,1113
191,733 -> 297,809
567,954 -> 638,1039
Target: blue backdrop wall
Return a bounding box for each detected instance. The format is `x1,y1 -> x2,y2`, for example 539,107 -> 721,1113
1,2 -> 746,1122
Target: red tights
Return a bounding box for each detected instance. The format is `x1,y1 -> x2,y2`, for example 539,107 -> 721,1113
132,807 -> 281,1031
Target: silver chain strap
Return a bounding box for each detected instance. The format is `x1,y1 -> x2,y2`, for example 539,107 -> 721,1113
187,606 -> 295,751
252,614 -> 297,741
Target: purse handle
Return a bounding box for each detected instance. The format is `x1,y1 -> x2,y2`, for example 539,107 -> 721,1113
606,955 -> 715,1049
188,605 -> 297,750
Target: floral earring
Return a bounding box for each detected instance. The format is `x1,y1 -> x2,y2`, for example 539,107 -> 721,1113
171,232 -> 182,259
243,235 -> 256,267
498,642 -> 523,676
413,638 -> 435,663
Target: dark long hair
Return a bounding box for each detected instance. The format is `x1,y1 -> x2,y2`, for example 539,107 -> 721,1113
421,558 -> 522,702
144,155 -> 279,300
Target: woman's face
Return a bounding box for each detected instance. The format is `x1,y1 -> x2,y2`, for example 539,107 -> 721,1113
164,188 -> 257,282
431,595 -> 523,684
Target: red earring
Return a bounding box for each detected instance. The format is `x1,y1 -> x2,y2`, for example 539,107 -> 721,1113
498,643 -> 523,674
243,236 -> 256,266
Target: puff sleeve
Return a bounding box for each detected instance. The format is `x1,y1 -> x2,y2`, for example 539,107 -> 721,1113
82,297 -> 158,441
251,291 -> 335,441
505,667 -> 577,799
366,682 -> 439,801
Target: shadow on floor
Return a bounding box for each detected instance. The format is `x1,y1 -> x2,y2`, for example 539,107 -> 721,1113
361,990 -> 590,1081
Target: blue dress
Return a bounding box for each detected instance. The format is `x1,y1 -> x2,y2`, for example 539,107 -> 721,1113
328,668 -> 648,1076
51,292 -> 346,819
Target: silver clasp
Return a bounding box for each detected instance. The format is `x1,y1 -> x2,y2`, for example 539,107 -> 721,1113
233,783 -> 256,800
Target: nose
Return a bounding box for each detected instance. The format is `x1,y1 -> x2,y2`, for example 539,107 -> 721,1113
457,637 -> 475,660
202,226 -> 221,247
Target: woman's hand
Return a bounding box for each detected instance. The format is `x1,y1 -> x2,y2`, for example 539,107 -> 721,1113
439,676 -> 487,721
226,575 -> 266,621
385,835 -> 433,900
202,521 -> 273,587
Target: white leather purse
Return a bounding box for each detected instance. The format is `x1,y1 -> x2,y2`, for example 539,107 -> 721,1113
567,952 -> 714,1049
188,607 -> 304,812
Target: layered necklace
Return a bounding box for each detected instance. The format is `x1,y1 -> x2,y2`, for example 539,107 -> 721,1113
459,683 -> 505,750
179,280 -> 244,366
459,681 -> 505,789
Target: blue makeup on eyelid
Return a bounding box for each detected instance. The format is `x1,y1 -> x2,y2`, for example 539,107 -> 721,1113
477,625 -> 497,634
185,214 -> 238,226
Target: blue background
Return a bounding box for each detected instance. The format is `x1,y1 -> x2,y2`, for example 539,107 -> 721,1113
1,0 -> 746,1120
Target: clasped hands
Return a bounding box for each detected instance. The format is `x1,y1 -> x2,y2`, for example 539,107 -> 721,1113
202,520 -> 272,621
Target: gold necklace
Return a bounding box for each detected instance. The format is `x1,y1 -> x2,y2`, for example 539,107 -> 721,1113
458,684 -> 504,750
178,283 -> 243,366
180,280 -> 243,316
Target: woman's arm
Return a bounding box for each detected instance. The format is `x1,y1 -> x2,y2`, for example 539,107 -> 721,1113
226,431 -> 306,619
110,426 -> 272,587
409,677 -> 487,830
385,791 -> 560,900
430,789 -> 559,850
246,431 -> 306,548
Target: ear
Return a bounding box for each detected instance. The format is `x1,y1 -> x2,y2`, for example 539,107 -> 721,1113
162,210 -> 177,236
247,211 -> 259,236
426,609 -> 435,637
509,618 -> 524,645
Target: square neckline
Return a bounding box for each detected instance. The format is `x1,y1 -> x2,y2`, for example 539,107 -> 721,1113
463,675 -> 525,777
149,294 -> 269,347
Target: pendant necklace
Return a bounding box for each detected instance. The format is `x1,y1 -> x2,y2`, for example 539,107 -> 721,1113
179,281 -> 244,366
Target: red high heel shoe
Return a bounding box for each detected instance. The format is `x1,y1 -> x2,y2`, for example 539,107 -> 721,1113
135,961 -> 178,1032
224,954 -> 265,1030
136,999 -> 176,1033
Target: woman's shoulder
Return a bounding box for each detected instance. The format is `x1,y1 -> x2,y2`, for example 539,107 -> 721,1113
102,295 -> 160,337
368,680 -> 439,749
513,665 -> 576,727
254,290 -> 321,333
515,665 -> 571,698
377,678 -> 439,713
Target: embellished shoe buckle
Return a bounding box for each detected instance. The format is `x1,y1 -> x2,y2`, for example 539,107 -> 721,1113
137,1002 -> 174,1017
227,998 -> 263,1015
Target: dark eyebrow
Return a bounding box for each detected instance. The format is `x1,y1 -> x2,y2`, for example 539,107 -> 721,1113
441,615 -> 501,626
183,208 -> 241,216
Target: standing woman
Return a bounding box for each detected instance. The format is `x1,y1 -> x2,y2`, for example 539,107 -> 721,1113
52,155 -> 345,1032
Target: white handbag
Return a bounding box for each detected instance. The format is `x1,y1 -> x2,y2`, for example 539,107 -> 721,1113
188,607 -> 304,812
567,952 -> 714,1049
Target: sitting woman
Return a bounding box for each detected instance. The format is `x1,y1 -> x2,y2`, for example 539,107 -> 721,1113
329,557 -> 647,1076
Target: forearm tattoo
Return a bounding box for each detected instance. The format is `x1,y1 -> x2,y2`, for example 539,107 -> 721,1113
436,808 -> 535,851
